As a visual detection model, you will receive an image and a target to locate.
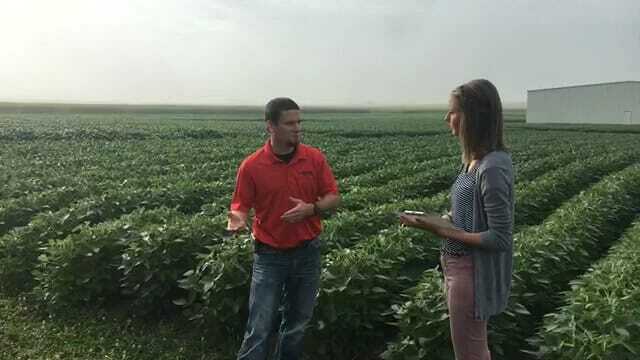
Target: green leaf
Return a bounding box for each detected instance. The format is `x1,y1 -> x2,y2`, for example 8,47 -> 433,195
172,298 -> 187,306
615,327 -> 630,337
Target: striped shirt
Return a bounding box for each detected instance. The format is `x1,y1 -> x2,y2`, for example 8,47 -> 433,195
441,165 -> 477,256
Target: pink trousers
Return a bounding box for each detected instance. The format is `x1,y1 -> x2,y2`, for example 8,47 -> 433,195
441,254 -> 491,360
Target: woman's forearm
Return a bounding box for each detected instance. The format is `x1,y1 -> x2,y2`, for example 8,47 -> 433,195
436,226 -> 483,247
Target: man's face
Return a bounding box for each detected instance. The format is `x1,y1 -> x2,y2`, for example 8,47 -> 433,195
269,110 -> 302,147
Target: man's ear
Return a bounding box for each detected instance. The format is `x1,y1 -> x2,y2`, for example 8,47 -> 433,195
266,120 -> 274,134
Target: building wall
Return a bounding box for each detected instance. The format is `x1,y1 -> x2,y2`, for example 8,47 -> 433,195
526,82 -> 640,124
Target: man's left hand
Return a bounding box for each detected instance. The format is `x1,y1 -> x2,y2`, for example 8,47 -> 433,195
281,197 -> 314,223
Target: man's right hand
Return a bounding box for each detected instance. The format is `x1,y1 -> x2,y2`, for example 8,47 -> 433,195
227,210 -> 248,232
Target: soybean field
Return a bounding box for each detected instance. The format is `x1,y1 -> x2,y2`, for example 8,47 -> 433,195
1,108 -> 640,360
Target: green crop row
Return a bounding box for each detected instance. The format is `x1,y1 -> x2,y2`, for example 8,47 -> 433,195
303,151 -> 636,357
0,179 -> 229,294
32,207 -> 227,313
322,148 -> 591,251
0,185 -> 93,235
309,195 -> 450,358
531,219 -> 640,360
339,154 -> 457,193
382,163 -> 640,360
175,235 -> 254,335
515,150 -> 639,226
330,135 -> 450,179
341,160 -> 459,211
0,139 -> 244,199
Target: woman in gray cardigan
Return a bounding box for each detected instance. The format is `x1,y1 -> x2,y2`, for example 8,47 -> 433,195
399,79 -> 514,360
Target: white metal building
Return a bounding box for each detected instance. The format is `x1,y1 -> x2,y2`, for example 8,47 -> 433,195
526,81 -> 640,125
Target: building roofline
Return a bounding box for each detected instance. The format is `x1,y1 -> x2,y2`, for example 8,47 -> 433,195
528,81 -> 640,92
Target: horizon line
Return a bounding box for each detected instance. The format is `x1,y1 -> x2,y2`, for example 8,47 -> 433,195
0,100 -> 526,110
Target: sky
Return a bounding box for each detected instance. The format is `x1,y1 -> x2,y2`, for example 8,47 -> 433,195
0,0 -> 638,106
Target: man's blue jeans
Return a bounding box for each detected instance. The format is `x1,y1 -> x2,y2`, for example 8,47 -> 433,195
237,238 -> 321,360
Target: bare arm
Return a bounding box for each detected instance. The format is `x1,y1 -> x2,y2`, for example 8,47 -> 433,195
398,213 -> 483,246
436,226 -> 483,246
398,165 -> 512,251
315,193 -> 341,214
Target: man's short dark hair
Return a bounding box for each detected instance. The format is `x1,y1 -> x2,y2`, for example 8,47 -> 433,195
265,97 -> 299,125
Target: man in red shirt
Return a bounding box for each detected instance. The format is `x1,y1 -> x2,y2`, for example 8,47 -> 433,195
228,97 -> 340,360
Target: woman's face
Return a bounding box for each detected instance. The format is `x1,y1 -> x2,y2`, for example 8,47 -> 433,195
445,95 -> 463,137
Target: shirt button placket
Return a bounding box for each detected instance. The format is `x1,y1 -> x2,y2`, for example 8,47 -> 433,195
288,163 -> 299,198
286,163 -> 292,196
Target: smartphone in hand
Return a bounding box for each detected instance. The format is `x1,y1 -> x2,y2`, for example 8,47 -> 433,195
402,210 -> 425,215
398,210 -> 456,230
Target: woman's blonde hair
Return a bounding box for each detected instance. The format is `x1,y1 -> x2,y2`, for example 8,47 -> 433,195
451,79 -> 506,164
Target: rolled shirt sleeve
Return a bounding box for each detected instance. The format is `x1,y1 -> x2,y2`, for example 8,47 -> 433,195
317,153 -> 339,196
230,160 -> 255,213
478,166 -> 513,252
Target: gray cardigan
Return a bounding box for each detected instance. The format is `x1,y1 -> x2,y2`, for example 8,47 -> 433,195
470,151 -> 514,320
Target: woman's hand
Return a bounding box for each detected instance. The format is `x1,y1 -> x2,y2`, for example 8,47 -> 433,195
404,213 -> 484,247
399,213 -> 448,237
398,213 -> 422,228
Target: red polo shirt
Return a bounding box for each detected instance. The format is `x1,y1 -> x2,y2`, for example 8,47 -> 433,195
230,141 -> 339,249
